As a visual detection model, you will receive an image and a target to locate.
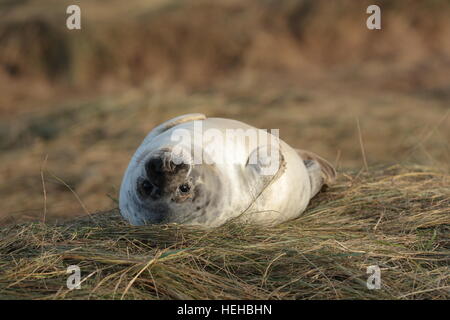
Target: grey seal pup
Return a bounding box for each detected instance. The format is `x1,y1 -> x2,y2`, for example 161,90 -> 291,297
119,113 -> 336,227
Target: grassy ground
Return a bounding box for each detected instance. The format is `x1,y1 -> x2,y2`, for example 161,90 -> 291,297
0,0 -> 449,300
0,165 -> 448,299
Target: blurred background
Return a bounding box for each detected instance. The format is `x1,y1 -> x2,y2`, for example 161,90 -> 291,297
0,0 -> 449,224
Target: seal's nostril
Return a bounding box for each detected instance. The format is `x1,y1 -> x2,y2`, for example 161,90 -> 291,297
141,180 -> 153,195
138,178 -> 163,199
146,157 -> 164,175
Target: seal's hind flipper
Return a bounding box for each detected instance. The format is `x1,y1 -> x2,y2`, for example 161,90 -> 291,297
143,113 -> 206,144
295,149 -> 336,198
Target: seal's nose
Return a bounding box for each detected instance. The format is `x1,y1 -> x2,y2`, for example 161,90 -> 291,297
145,157 -> 165,188
146,156 -> 189,175
145,157 -> 164,176
139,179 -> 162,199
145,154 -> 191,190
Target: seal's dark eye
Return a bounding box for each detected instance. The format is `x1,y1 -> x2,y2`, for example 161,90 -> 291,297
179,183 -> 190,193
141,180 -> 153,195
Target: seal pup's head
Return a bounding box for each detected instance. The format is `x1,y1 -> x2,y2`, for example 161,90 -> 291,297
119,148 -> 223,226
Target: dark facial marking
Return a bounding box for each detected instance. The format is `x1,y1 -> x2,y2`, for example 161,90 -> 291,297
134,158 -> 226,225
179,183 -> 191,193
141,180 -> 153,195
145,156 -> 190,194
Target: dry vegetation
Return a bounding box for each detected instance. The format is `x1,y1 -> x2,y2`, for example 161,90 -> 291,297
0,166 -> 449,299
1,0 -> 450,111
0,0 -> 449,299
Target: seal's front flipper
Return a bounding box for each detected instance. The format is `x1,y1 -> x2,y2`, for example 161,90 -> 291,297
143,113 -> 206,144
244,145 -> 286,198
295,149 -> 336,198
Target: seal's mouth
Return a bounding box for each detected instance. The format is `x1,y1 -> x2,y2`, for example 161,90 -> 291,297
143,214 -> 166,224
136,200 -> 171,224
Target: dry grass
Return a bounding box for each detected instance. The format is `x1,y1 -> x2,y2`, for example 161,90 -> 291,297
1,0 -> 449,223
1,165 -> 448,299
0,0 -> 449,300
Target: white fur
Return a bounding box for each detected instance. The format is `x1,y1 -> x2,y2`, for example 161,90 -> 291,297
119,115 -> 315,227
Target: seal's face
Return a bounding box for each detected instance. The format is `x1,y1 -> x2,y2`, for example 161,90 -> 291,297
122,150 -> 223,226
